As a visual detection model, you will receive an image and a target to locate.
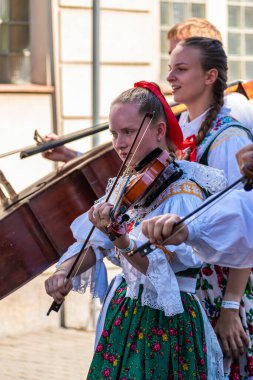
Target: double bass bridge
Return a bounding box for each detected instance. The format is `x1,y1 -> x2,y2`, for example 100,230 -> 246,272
0,171 -> 17,209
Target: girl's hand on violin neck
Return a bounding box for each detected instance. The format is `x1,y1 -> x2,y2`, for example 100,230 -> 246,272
88,203 -> 113,230
45,268 -> 72,304
141,214 -> 188,246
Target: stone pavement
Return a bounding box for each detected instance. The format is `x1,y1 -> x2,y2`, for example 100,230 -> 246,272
0,328 -> 95,380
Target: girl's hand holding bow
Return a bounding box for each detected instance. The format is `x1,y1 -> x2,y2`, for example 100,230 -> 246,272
141,214 -> 189,246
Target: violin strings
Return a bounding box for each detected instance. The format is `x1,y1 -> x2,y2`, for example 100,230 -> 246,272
110,113 -> 155,216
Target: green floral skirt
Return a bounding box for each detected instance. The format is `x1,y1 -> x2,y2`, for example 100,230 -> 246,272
87,279 -> 208,380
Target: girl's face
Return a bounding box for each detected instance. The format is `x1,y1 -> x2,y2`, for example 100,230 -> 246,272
109,102 -> 165,166
167,45 -> 212,105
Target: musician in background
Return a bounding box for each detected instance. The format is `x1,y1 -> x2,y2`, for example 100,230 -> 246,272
41,18 -> 253,165
141,143 -> 253,278
167,17 -> 253,134
167,35 -> 253,379
41,133 -> 81,162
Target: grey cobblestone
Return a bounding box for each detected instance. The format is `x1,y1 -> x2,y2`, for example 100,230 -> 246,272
0,328 -> 95,380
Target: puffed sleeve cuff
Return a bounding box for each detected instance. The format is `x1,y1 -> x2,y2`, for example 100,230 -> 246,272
71,247 -> 108,303
56,211 -> 120,302
186,217 -> 202,245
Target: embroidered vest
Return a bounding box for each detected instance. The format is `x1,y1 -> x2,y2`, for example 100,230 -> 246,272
197,116 -> 253,165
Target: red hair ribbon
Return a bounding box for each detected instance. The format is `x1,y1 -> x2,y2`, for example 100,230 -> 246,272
134,81 -> 197,161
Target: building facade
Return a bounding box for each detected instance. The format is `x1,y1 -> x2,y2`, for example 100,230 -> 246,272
0,0 -> 252,336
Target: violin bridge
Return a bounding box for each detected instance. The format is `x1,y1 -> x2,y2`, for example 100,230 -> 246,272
0,170 -> 18,209
123,166 -> 137,177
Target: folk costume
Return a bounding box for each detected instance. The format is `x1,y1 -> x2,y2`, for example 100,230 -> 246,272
180,106 -> 253,380
57,159 -> 226,380
55,81 -> 228,380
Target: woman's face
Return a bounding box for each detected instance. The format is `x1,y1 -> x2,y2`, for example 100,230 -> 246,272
167,45 -> 211,105
109,102 -> 163,166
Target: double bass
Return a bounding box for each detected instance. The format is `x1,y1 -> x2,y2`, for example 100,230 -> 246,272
0,79 -> 252,300
0,143 -> 121,299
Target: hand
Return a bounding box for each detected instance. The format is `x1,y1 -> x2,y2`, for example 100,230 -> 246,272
214,308 -> 249,359
41,133 -> 78,163
141,214 -> 188,245
45,269 -> 72,304
88,202 -> 114,231
236,144 -> 253,179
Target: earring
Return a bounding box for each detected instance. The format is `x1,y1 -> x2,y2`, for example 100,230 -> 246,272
157,137 -> 161,142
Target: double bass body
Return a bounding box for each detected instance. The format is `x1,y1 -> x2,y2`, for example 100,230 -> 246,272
0,143 -> 120,299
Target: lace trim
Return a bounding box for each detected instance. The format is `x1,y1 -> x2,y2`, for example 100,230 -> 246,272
120,255 -> 142,299
194,295 -> 224,380
143,250 -> 184,316
179,161 -> 227,194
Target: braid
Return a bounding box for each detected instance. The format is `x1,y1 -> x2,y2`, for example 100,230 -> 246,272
179,37 -> 228,146
197,86 -> 224,145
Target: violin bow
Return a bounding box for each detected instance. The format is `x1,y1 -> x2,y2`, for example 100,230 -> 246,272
47,111 -> 155,315
131,172 -> 253,257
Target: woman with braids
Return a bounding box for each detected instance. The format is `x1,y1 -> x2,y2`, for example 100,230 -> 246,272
168,36 -> 253,379
45,81 -> 226,379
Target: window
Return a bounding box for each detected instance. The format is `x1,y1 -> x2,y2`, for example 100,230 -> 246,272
227,1 -> 253,81
0,0 -> 30,84
160,0 -> 206,81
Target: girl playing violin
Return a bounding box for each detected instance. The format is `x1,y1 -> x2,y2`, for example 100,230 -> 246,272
167,36 -> 253,379
45,81 -> 226,379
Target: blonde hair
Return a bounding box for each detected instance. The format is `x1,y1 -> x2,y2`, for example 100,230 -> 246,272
167,17 -> 222,43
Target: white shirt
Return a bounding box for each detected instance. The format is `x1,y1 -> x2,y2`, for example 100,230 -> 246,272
187,189 -> 253,268
57,161 -> 226,316
179,102 -> 252,185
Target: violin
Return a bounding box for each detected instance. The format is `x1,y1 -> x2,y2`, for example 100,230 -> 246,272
106,148 -> 183,240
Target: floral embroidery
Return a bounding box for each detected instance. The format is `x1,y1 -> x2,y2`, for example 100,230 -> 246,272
88,280 -> 208,379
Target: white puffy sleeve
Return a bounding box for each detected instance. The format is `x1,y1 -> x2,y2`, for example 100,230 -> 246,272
125,183 -> 205,317
186,189 -> 253,268
57,211 -> 120,302
207,127 -> 251,185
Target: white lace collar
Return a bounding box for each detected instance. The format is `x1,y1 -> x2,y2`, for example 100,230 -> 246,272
177,160 -> 227,194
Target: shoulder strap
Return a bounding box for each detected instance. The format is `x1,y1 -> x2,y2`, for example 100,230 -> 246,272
197,116 -> 253,165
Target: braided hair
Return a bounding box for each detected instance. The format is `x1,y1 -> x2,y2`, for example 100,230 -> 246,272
111,85 -> 176,155
179,37 -> 228,146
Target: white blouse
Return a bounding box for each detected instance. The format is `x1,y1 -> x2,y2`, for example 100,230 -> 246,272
186,189 -> 253,268
57,160 -> 226,317
179,105 -> 252,185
